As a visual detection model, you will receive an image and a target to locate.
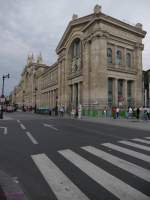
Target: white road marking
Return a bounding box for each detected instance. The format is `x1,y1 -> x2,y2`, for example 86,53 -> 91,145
17,119 -> 21,123
59,149 -> 150,200
102,143 -> 150,163
20,124 -> 26,130
144,137 -> 150,140
43,123 -> 58,131
31,153 -> 90,200
131,138 -> 150,145
0,127 -> 7,135
119,141 -> 150,151
82,146 -> 150,182
26,132 -> 38,144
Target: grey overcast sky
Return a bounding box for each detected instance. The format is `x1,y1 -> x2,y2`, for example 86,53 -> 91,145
0,0 -> 150,95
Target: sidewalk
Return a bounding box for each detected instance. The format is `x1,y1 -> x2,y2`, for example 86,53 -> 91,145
81,116 -> 150,132
47,113 -> 150,132
0,116 -> 13,120
0,169 -> 29,200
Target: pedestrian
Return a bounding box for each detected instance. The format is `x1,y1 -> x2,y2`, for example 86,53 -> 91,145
116,107 -> 120,118
71,107 -> 75,119
112,107 -> 116,119
59,105 -> 64,118
143,107 -> 148,120
103,107 -> 107,118
78,104 -> 82,119
128,107 -> 133,119
147,108 -> 150,120
49,107 -> 52,116
55,105 -> 58,116
136,107 -> 140,119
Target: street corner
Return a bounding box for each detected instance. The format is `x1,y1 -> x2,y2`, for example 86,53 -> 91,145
0,169 -> 29,200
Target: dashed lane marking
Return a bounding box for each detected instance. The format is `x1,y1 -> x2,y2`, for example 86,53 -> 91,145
20,124 -> 26,130
43,123 -> 58,131
25,132 -> 38,145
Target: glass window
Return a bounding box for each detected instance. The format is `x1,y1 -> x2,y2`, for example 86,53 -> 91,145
72,39 -> 81,59
126,53 -> 131,67
118,80 -> 123,98
127,81 -> 132,97
116,50 -> 122,65
107,48 -> 112,64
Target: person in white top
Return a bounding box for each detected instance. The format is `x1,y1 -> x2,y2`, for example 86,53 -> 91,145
128,107 -> 133,118
78,104 -> 82,119
59,105 -> 64,117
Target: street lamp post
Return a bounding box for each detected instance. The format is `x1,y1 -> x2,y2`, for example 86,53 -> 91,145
0,74 -> 10,119
34,87 -> 37,113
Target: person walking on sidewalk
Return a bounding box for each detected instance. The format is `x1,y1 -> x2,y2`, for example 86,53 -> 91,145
103,107 -> 107,118
71,107 -> 76,119
136,107 -> 140,119
116,107 -> 120,118
78,104 -> 82,120
59,105 -> 65,118
128,107 -> 133,119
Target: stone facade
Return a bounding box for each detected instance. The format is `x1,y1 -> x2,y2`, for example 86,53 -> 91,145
12,5 -> 146,111
143,69 -> 150,107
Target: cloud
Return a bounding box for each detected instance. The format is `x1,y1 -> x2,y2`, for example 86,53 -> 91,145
0,0 -> 149,95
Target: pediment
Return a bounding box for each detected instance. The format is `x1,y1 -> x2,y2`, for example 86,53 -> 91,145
56,14 -> 95,54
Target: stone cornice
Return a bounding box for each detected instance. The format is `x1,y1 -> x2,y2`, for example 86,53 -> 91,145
56,11 -> 146,54
107,66 -> 137,75
40,63 -> 58,78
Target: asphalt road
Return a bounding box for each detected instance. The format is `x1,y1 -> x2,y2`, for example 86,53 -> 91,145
0,112 -> 150,200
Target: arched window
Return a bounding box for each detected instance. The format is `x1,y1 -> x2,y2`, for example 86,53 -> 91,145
69,38 -> 82,73
116,50 -> 122,65
107,48 -> 112,64
71,38 -> 81,59
126,53 -> 131,67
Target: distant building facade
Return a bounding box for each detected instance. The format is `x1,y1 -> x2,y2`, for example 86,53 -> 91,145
143,69 -> 150,107
12,5 -> 146,111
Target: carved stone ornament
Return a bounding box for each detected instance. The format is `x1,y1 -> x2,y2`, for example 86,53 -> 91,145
94,4 -> 102,15
72,14 -> 78,20
71,57 -> 81,72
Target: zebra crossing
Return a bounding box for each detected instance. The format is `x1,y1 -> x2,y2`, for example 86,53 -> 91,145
31,136 -> 150,200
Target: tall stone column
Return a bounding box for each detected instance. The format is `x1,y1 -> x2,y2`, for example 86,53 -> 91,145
132,81 -> 136,106
78,82 -> 81,105
114,79 -> 118,106
82,40 -> 91,107
67,85 -> 72,109
48,92 -> 50,108
50,91 -> 53,107
53,90 -> 56,107
61,59 -> 65,106
90,33 -> 108,109
72,84 -> 75,107
58,62 -> 61,105
123,80 -> 127,107
134,44 -> 143,107
51,91 -> 53,108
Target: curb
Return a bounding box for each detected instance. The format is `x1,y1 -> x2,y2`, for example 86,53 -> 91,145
0,169 -> 29,200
